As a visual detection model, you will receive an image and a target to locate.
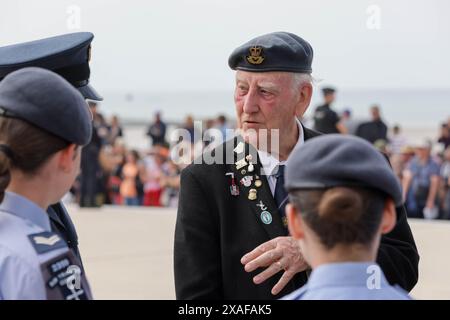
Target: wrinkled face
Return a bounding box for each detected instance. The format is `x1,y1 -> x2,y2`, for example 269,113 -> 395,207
234,71 -> 302,145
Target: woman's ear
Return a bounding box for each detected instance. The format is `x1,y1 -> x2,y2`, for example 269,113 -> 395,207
287,203 -> 305,240
380,198 -> 397,234
58,144 -> 78,173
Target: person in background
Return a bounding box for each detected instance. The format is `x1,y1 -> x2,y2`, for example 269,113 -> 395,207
216,114 -> 232,142
79,101 -> 106,208
142,148 -> 165,207
120,150 -> 144,206
340,109 -> 359,135
183,115 -> 197,145
146,111 -> 167,147
107,139 -> 127,205
391,146 -> 415,182
356,105 -> 388,144
283,135 -> 411,300
402,139 -> 441,219
438,123 -> 450,150
389,125 -> 408,156
160,160 -> 181,208
107,115 -> 123,146
440,147 -> 450,220
203,118 -> 216,148
313,87 -> 347,134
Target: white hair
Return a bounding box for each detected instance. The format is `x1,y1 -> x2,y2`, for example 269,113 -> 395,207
291,73 -> 313,91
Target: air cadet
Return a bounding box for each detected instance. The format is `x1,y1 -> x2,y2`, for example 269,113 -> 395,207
174,31 -> 419,299
0,67 -> 93,299
282,134 -> 411,300
0,32 -> 102,266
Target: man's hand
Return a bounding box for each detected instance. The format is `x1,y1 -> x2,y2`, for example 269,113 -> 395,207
241,236 -> 309,295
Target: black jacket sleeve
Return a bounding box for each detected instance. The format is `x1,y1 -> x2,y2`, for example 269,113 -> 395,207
174,166 -> 223,299
377,205 -> 419,291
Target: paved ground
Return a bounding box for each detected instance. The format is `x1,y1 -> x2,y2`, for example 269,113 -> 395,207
68,204 -> 450,300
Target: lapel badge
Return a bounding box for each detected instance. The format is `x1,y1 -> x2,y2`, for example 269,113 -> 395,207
248,188 -> 257,201
241,169 -> 247,175
234,142 -> 244,154
282,216 -> 288,227
246,154 -> 254,172
260,211 -> 273,225
254,175 -> 262,188
226,172 -> 240,196
240,176 -> 253,188
256,200 -> 267,211
247,46 -> 265,65
235,158 -> 248,170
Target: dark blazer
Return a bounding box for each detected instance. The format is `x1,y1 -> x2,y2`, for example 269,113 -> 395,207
174,126 -> 419,300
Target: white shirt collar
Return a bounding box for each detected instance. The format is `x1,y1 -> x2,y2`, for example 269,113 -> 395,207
258,118 -> 305,176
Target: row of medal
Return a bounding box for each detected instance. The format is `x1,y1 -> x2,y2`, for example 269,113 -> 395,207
225,142 -> 273,225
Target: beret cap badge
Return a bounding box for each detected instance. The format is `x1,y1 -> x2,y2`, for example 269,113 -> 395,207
246,46 -> 264,65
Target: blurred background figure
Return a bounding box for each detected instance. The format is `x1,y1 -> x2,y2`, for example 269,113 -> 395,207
105,139 -> 127,205
340,108 -> 359,135
313,87 -> 347,134
216,114 -> 232,142
183,115 -> 197,145
146,111 -> 167,147
120,150 -> 144,206
438,122 -> 450,150
356,105 -> 388,144
160,160 -> 181,208
440,147 -> 450,220
79,101 -> 108,207
142,147 -> 165,207
107,115 -> 123,146
402,139 -> 441,219
388,124 -> 408,156
391,145 -> 415,182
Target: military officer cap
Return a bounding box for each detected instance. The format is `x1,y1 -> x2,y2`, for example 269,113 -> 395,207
0,32 -> 102,101
0,67 -> 92,146
285,134 -> 403,207
322,87 -> 336,95
228,31 -> 313,73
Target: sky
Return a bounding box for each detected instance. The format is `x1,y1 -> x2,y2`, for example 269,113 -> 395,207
1,0 -> 450,96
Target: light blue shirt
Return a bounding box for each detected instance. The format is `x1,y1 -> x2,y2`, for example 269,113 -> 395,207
282,262 -> 411,300
0,191 -> 68,300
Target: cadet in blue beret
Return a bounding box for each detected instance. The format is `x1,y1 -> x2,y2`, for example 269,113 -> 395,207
0,32 -> 102,267
0,67 -> 93,299
174,32 -> 419,299
282,134 -> 411,299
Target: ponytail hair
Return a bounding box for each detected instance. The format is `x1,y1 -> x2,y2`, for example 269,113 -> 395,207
289,187 -> 386,249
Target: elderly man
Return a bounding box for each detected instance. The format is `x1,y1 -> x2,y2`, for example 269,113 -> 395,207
174,32 -> 419,299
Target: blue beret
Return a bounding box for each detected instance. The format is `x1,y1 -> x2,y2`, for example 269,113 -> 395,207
0,67 -> 92,146
228,32 -> 313,73
0,32 -> 102,101
285,134 -> 403,207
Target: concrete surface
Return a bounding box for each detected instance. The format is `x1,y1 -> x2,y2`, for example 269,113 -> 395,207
68,204 -> 450,300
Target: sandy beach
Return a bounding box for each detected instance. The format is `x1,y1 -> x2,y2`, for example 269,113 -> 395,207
68,204 -> 450,300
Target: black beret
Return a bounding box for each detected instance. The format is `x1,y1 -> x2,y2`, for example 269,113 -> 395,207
0,32 -> 102,101
0,67 -> 92,146
285,134 -> 403,207
228,32 -> 313,73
